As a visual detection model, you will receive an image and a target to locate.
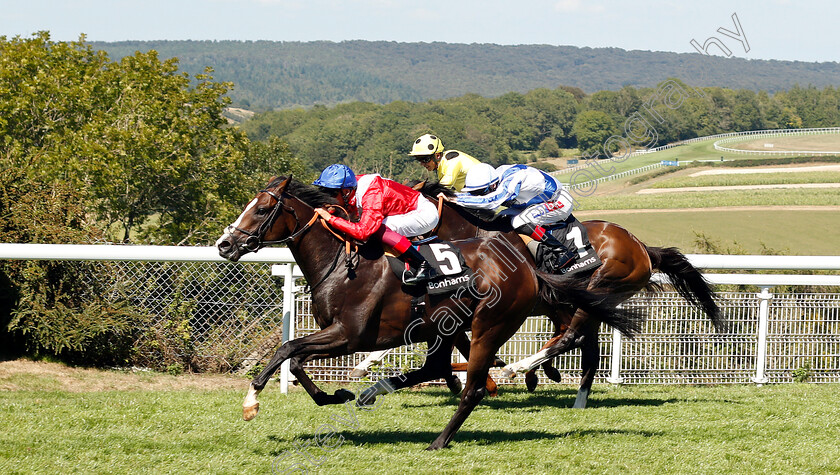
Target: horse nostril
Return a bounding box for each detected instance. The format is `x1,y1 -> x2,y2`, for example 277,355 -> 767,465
218,240 -> 231,252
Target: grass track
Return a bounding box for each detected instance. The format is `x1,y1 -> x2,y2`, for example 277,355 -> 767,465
2,380 -> 840,474
649,171 -> 840,188
573,208 -> 840,254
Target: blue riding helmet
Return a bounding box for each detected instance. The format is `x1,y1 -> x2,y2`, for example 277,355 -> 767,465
312,164 -> 357,189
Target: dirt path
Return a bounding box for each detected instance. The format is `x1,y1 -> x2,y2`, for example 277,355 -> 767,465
574,205 -> 840,215
637,183 -> 840,194
0,359 -> 247,392
690,164 -> 840,176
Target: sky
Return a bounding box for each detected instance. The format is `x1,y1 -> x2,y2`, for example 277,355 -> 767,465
1,0 -> 838,63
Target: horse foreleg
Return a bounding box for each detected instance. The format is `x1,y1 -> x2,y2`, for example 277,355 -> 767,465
427,339 -> 495,450
449,331 -> 503,396
450,362 -> 498,397
244,324 -> 350,420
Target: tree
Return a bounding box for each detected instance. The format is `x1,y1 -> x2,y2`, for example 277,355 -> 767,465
0,32 -> 254,245
572,110 -> 616,157
538,136 -> 561,158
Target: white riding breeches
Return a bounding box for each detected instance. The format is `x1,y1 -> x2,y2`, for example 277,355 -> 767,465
510,188 -> 574,228
382,198 -> 439,237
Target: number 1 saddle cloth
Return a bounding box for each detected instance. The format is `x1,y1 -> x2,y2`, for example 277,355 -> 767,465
524,215 -> 602,277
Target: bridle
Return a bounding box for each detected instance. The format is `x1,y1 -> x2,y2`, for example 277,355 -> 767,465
233,188 -> 317,252
231,186 -> 359,292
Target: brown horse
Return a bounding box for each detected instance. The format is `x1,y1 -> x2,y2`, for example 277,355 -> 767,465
419,182 -> 726,408
216,176 -> 642,449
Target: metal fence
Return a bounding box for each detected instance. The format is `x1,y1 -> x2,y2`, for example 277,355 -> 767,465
713,128 -> 840,156
294,289 -> 840,386
1,244 -> 839,385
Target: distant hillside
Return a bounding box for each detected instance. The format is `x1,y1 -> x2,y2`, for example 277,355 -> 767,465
93,40 -> 840,111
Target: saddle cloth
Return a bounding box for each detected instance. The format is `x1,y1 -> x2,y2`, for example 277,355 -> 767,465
386,238 -> 474,295
529,215 -> 602,276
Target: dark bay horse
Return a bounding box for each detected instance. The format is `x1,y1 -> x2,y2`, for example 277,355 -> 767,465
418,183 -> 727,408
216,176 -> 642,449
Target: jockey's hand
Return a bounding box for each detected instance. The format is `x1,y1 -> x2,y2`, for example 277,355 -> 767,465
314,208 -> 333,220
437,192 -> 452,202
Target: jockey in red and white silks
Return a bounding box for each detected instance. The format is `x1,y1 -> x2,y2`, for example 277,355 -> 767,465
327,173 -> 439,241
312,164 -> 439,285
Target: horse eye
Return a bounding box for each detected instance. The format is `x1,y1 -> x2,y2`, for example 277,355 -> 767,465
255,208 -> 268,216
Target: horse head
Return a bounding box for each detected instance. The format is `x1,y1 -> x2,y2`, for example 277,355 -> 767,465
217,174 -> 334,261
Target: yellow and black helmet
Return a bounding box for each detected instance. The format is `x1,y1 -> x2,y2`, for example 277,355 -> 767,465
409,134 -> 444,156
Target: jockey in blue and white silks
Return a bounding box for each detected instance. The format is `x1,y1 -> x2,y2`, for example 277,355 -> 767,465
455,163 -> 577,268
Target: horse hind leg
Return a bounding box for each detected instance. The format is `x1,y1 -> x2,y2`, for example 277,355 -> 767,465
349,349 -> 392,378
427,339 -> 499,450
290,355 -> 355,407
573,327 -> 600,409
357,336 -> 455,407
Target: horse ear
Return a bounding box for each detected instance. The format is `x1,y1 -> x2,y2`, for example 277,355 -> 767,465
412,180 -> 426,191
276,175 -> 292,193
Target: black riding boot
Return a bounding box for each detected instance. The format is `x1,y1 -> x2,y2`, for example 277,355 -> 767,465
516,223 -> 577,270
399,245 -> 438,285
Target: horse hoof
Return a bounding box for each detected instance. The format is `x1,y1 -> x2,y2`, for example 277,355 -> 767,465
243,403 -> 260,421
349,368 -> 368,378
446,377 -> 463,395
525,372 -> 539,392
357,387 -> 379,407
426,440 -> 447,451
542,365 -> 563,382
335,389 -> 355,402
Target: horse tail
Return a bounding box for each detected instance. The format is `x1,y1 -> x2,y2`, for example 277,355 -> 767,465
645,246 -> 728,332
535,270 -> 645,339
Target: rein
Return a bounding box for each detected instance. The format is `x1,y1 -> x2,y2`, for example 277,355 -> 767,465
430,194 -> 444,235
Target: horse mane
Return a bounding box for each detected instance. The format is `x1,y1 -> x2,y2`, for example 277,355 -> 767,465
268,176 -> 339,209
416,180 -> 512,232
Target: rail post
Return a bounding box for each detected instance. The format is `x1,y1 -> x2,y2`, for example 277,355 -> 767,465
607,327 -> 624,384
752,286 -> 773,385
273,264 -> 304,394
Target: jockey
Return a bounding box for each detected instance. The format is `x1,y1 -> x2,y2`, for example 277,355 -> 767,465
455,163 -> 577,269
312,164 -> 439,285
408,134 -> 481,192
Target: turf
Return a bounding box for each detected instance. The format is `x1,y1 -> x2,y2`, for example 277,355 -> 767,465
573,208 -> 840,255
2,380 -> 840,474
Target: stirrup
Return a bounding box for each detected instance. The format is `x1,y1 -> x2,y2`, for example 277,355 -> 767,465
402,262 -> 437,285
555,248 -> 577,269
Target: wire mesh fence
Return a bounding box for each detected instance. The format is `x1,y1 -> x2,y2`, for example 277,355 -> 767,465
83,260 -> 286,372
294,290 -> 840,386
42,258 -> 840,384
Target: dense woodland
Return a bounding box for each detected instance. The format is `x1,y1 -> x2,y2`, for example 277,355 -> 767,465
241,80 -> 840,181
94,40 -> 840,111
